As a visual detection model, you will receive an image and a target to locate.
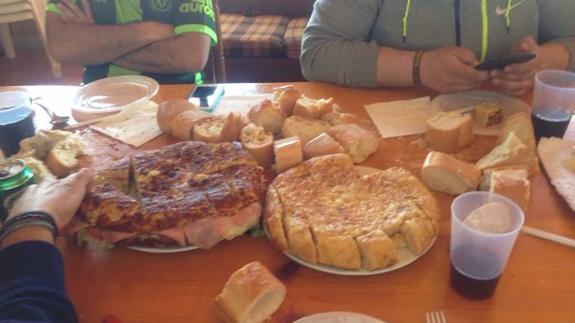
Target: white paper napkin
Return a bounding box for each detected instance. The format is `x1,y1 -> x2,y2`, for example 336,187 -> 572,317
364,96 -> 440,139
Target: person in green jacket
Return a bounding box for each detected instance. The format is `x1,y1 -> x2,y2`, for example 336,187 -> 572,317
46,0 -> 218,84
301,0 -> 575,96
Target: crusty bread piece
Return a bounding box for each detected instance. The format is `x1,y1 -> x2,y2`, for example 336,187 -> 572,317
421,151 -> 481,195
21,157 -> 55,181
157,99 -> 197,134
498,112 -> 536,152
326,124 -> 378,164
171,110 -> 212,141
241,123 -> 274,167
281,116 -> 330,145
248,100 -> 284,134
303,132 -> 344,159
44,137 -> 85,178
292,96 -> 334,119
426,112 -> 474,153
321,111 -> 364,126
17,130 -> 75,159
273,85 -> 300,117
193,113 -> 242,143
481,168 -> 531,212
479,165 -> 529,190
214,261 -> 286,323
274,136 -> 303,173
476,131 -> 532,171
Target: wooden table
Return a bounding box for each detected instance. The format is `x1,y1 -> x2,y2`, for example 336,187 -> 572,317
5,83 -> 575,323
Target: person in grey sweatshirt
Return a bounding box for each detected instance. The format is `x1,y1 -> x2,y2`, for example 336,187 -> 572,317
301,0 -> 575,96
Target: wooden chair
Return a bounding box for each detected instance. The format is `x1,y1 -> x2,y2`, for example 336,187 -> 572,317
0,0 -> 61,78
206,0 -> 226,83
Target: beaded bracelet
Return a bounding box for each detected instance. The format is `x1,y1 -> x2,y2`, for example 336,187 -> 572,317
0,211 -> 57,246
412,51 -> 425,87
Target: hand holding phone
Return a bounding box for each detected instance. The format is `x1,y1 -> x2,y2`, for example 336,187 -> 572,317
474,53 -> 536,71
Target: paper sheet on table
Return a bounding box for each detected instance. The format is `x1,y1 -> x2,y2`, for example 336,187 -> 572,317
214,94 -> 274,117
364,96 -> 440,138
90,101 -> 161,147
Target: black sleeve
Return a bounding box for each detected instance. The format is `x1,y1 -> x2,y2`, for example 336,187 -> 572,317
0,241 -> 77,323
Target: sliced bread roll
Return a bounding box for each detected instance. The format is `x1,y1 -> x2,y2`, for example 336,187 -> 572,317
476,131 -> 532,171
281,116 -> 330,145
421,151 -> 481,195
326,124 -> 378,164
480,167 -> 531,211
157,99 -> 197,134
426,112 -> 474,153
248,100 -> 285,134
171,110 -> 212,141
498,112 -> 536,152
44,137 -> 85,178
241,123 -> 274,167
273,85 -> 300,117
214,261 -> 286,323
292,96 -> 334,119
303,132 -> 345,159
274,136 -> 303,173
193,113 -> 242,143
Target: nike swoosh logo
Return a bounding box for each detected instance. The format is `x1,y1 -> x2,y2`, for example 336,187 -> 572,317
495,0 -> 526,16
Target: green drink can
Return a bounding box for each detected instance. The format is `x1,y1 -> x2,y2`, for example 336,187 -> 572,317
0,159 -> 35,222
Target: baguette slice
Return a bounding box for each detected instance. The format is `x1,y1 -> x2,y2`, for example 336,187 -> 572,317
274,136 -> 303,173
476,131 -> 531,171
293,96 -> 334,119
241,123 -> 274,167
303,132 -> 345,159
273,85 -> 301,117
44,137 -> 85,178
481,168 -> 531,211
193,113 -> 242,143
281,116 -> 330,145
426,112 -> 474,153
421,151 -> 481,195
498,112 -> 536,152
214,261 -> 286,323
171,110 -> 212,141
326,124 -> 378,164
157,99 -> 197,134
248,100 -> 285,134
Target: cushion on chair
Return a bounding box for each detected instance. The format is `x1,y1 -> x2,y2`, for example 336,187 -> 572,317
221,14 -> 289,57
284,17 -> 307,60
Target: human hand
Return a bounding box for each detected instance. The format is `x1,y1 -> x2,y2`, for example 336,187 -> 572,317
419,46 -> 489,93
490,36 -> 541,96
8,168 -> 93,231
57,0 -> 94,24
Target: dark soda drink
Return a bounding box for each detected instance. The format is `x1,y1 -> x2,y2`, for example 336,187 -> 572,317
531,107 -> 572,141
450,247 -> 502,300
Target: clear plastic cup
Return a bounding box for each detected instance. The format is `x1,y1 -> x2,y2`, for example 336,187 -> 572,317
450,192 -> 525,299
531,70 -> 575,141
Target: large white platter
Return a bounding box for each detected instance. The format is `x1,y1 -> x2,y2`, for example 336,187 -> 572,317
294,311 -> 386,323
430,90 -> 530,136
538,137 -> 575,212
127,245 -> 199,254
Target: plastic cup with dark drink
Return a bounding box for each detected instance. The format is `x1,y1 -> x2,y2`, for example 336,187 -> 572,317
531,70 -> 575,141
0,91 -> 36,158
450,192 -> 524,300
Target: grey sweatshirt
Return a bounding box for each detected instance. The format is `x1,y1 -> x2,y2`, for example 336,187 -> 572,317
301,0 -> 575,88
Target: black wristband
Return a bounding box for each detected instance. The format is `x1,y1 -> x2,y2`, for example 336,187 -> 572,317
0,211 -> 58,246
412,51 -> 425,87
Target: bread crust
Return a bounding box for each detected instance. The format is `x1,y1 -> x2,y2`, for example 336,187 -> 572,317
326,124 -> 379,163
241,123 -> 274,167
421,151 -> 481,195
171,110 -> 212,141
426,112 -> 474,153
157,99 -> 197,134
248,100 -> 285,134
303,132 -> 344,159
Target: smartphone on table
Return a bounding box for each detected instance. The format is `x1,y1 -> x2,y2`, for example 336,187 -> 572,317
188,84 -> 225,113
474,53 -> 536,71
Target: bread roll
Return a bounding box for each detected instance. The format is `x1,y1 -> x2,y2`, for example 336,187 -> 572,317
171,110 -> 212,141
426,112 -> 474,153
273,85 -> 300,117
326,124 -> 379,164
193,113 -> 241,143
44,137 -> 85,178
498,112 -> 536,152
476,131 -> 532,171
481,167 -> 531,211
293,96 -> 334,119
214,261 -> 286,323
303,132 -> 345,159
157,99 -> 197,134
281,116 -> 330,145
241,123 -> 274,167
248,100 -> 284,134
421,151 -> 481,195
274,136 -> 303,173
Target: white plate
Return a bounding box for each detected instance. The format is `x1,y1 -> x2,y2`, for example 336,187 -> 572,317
127,245 -> 199,254
294,312 -> 386,323
430,90 -> 530,136
72,75 -> 159,121
267,166 -> 438,276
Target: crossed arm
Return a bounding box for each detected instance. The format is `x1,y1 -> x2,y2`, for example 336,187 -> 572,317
45,1 -> 211,74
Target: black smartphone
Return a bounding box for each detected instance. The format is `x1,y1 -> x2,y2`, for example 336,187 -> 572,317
188,84 -> 225,112
474,53 -> 536,70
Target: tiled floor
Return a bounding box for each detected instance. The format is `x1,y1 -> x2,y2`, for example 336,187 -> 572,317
0,48 -> 83,86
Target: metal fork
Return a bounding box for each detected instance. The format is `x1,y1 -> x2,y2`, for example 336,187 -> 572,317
426,310 -> 447,323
